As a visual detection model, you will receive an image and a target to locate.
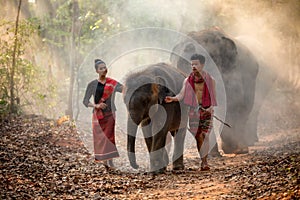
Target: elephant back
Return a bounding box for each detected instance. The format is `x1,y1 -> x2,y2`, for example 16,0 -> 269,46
124,63 -> 185,95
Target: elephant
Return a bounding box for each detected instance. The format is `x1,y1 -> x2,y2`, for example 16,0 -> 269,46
170,27 -> 261,154
123,63 -> 188,173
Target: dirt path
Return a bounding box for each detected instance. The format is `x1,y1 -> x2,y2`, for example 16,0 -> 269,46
124,128 -> 300,199
1,116 -> 299,199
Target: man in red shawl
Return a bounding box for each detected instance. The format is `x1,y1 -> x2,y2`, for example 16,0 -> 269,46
83,59 -> 123,169
165,54 -> 217,171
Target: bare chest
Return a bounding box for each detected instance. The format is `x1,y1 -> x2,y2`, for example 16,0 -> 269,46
195,82 -> 204,103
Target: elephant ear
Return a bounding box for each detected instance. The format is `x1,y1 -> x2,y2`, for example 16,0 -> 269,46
151,77 -> 173,104
220,36 -> 238,72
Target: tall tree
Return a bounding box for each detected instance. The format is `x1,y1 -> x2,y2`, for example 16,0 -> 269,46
66,0 -> 80,118
10,0 -> 22,114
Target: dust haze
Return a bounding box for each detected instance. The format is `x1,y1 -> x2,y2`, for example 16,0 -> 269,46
2,1 -> 299,163
106,0 -> 300,146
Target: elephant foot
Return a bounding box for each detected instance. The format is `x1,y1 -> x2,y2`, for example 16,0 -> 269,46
172,155 -> 184,171
149,167 -> 166,175
209,151 -> 222,157
130,161 -> 139,169
172,164 -> 185,171
233,147 -> 249,154
209,144 -> 222,157
221,142 -> 237,154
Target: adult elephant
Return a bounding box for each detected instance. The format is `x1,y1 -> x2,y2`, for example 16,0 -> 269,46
123,63 -> 188,173
170,27 -> 260,154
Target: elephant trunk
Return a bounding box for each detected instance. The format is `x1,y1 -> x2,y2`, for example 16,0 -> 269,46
127,116 -> 139,169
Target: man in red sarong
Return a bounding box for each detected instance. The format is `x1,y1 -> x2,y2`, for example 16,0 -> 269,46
83,59 -> 123,169
165,53 -> 217,171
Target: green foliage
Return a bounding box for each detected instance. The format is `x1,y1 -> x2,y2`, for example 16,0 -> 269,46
0,19 -> 41,117
2,0 -> 297,119
39,0 -> 125,58
32,0 -> 128,118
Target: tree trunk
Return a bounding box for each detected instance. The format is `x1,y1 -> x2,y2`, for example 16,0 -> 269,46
10,0 -> 22,114
66,0 -> 79,118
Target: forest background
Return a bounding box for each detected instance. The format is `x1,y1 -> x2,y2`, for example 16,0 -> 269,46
0,0 -> 299,120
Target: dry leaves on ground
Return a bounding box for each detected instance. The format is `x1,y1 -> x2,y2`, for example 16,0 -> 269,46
0,115 -> 299,199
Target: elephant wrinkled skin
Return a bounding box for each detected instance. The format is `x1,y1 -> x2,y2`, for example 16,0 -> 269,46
123,63 -> 188,173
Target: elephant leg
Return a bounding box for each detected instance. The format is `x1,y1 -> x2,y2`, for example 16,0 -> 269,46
127,116 -> 139,169
165,132 -> 173,160
234,119 -> 250,154
148,110 -> 170,173
141,119 -> 153,152
235,132 -> 250,154
149,130 -> 168,173
245,109 -> 259,146
144,137 -> 153,153
221,124 -> 238,154
222,122 -> 249,154
172,128 -> 186,170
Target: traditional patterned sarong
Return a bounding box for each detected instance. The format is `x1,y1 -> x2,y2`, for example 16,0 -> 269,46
92,78 -> 119,161
92,111 -> 119,161
188,107 -> 213,137
184,72 -> 216,137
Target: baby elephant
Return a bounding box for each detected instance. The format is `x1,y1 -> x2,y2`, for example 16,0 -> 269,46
123,63 -> 188,173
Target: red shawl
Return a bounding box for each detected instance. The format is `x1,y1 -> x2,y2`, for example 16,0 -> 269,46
94,78 -> 118,120
183,72 -> 217,108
